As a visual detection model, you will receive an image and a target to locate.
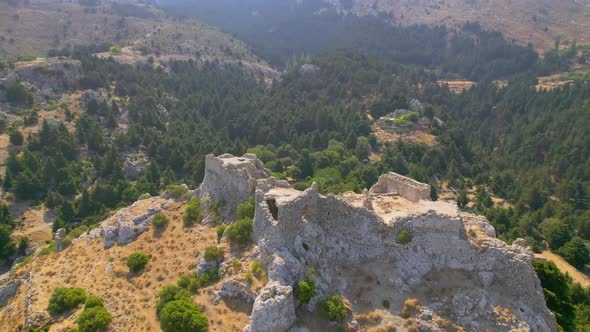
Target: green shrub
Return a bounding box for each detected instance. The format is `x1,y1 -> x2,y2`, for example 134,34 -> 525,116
203,246 -> 223,261
236,197 -> 255,219
159,300 -> 208,332
17,55 -> 36,62
183,197 -> 203,227
9,128 -> 24,146
38,242 -> 56,256
109,45 -> 122,53
61,237 -> 72,249
319,294 -> 348,322
77,306 -> 112,332
556,237 -> 590,269
225,218 -> 253,248
176,269 -> 219,294
156,285 -> 191,317
250,260 -> 264,277
84,295 -> 104,309
197,268 -> 219,287
126,252 -> 149,273
294,279 -> 317,304
152,213 -> 169,231
165,184 -> 190,200
396,230 -> 413,245
199,200 -> 223,225
6,83 -> 33,106
216,225 -> 226,243
47,287 -> 87,315
177,274 -> 194,289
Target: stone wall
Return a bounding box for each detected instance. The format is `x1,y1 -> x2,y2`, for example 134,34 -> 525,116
370,172 -> 431,202
199,153 -> 271,219
200,153 -> 556,332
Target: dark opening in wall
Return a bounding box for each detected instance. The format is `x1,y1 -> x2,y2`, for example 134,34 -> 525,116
266,199 -> 278,220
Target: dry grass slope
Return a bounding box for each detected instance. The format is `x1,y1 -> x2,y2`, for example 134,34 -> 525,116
0,199 -> 260,331
0,2 -> 260,65
347,0 -> 590,51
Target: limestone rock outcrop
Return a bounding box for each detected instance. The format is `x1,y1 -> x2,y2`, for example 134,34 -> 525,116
196,250 -> 223,277
245,282 -> 296,332
213,276 -> 256,305
15,59 -> 81,92
54,228 -> 67,252
0,280 -> 20,308
124,154 -> 150,180
85,196 -> 166,248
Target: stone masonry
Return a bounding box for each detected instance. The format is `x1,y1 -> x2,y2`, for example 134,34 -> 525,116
197,153 -> 557,332
370,171 -> 431,202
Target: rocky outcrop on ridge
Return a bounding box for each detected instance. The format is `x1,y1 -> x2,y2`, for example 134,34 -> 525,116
14,59 -> 81,92
199,153 -> 557,332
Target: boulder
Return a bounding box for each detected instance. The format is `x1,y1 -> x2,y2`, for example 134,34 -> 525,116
213,276 -> 255,305
248,282 -> 296,332
54,228 -> 67,252
410,99 -> 424,114
299,64 -> 320,76
103,225 -> 118,249
118,221 -> 143,246
0,71 -> 18,88
0,280 -> 20,307
80,89 -> 109,107
124,154 -> 150,180
26,311 -> 52,329
196,250 -> 223,277
265,251 -> 305,286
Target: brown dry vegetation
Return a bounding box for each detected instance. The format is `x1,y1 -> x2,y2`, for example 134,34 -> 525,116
0,2 -> 260,66
349,0 -> 590,51
0,200 -> 258,331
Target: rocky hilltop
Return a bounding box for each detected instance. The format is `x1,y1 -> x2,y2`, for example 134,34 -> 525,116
0,153 -> 556,331
201,153 -> 556,331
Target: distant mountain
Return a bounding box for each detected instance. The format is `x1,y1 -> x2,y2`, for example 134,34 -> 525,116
330,0 -> 590,50
0,0 -> 263,66
161,0 -> 590,55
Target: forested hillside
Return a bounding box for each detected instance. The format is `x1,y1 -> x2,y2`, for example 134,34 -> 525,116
0,2 -> 589,330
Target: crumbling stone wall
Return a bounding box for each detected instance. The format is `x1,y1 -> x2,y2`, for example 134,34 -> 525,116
199,153 -> 271,219
370,172 -> 431,202
199,153 -> 557,332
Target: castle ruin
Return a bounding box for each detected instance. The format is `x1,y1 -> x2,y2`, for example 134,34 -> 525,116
199,153 -> 556,332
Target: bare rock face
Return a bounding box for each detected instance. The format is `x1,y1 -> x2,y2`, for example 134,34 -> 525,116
0,280 -> 20,308
0,71 -> 18,88
26,311 -> 52,329
299,64 -> 320,76
84,196 -> 166,248
54,228 -> 67,252
124,154 -> 150,180
213,276 -> 255,305
196,250 -> 223,277
15,59 -> 81,92
246,282 -> 296,332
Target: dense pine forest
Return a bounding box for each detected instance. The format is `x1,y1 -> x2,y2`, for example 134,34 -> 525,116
1,12 -> 589,330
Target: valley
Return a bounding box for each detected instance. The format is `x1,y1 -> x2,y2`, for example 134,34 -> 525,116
0,0 -> 589,331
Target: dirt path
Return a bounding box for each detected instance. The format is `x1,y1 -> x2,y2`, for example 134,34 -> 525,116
542,251 -> 590,287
